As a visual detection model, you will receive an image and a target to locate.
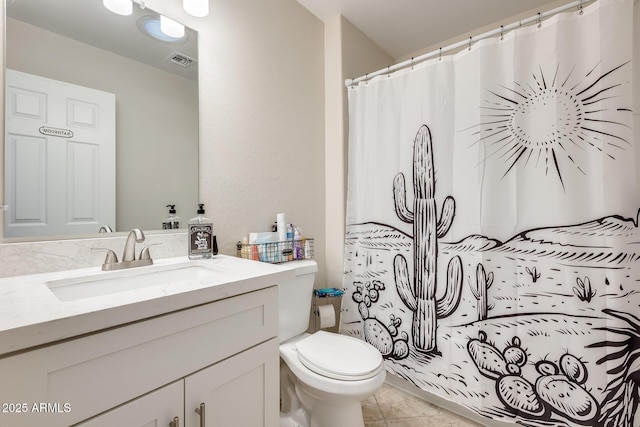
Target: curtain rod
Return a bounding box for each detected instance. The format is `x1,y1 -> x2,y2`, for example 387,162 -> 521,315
345,0 -> 594,87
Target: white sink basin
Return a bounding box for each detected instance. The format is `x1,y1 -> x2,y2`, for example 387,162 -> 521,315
46,262 -> 221,302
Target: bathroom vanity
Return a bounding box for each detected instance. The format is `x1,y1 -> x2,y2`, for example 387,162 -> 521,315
0,255 -> 291,427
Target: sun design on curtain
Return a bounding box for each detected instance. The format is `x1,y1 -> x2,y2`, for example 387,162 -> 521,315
470,61 -> 631,189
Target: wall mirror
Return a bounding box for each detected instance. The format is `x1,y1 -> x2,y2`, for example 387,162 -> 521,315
3,0 -> 199,240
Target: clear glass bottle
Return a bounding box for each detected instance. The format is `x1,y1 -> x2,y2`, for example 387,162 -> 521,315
188,203 -> 213,259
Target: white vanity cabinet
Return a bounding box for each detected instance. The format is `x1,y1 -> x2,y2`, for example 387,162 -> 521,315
76,381 -> 184,427
0,286 -> 279,427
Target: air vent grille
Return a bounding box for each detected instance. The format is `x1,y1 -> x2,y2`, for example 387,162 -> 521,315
169,52 -> 196,67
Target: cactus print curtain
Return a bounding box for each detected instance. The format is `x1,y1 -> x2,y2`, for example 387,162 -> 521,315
341,0 -> 640,425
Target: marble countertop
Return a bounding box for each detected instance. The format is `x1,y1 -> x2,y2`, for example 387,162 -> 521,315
0,255 -> 294,357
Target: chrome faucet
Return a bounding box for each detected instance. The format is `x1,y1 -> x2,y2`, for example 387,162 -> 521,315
95,228 -> 154,271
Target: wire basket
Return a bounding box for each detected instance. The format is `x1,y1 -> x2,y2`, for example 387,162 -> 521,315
237,238 -> 314,263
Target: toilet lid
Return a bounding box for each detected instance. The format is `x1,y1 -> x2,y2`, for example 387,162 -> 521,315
295,331 -> 383,381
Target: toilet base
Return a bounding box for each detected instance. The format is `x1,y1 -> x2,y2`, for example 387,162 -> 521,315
281,368 -> 367,427
280,358 -> 369,427
279,394 -> 366,427
280,410 -> 308,427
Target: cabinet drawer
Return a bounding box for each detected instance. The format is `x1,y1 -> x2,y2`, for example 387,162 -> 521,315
0,286 -> 277,427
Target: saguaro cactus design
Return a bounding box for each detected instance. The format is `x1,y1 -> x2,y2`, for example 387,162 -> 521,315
470,263 -> 494,321
392,125 -> 462,353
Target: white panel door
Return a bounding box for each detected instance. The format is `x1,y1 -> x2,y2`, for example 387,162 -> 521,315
5,69 -> 115,238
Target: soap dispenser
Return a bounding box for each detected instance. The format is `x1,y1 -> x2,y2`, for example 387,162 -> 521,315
163,204 -> 180,229
188,203 -> 214,259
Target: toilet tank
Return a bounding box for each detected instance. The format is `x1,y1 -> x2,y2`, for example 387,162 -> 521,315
277,260 -> 318,343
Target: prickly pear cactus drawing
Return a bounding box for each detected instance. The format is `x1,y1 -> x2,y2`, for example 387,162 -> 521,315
392,125 -> 462,353
352,281 -> 409,360
468,331 -> 600,424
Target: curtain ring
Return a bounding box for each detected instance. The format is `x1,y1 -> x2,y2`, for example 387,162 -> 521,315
579,0 -> 584,15
468,37 -> 472,51
387,66 -> 390,78
439,47 -> 442,61
500,25 -> 504,41
365,73 -> 369,84
411,57 -> 415,69
537,12 -> 542,28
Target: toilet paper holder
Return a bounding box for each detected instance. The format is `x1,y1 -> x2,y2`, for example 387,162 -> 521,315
312,288 -> 344,332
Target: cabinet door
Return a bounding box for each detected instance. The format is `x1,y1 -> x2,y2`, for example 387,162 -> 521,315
185,338 -> 279,427
76,380 -> 183,427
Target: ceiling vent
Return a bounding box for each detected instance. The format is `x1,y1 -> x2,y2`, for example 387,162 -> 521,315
169,52 -> 196,67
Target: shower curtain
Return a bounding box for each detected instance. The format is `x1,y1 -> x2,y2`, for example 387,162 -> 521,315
341,0 -> 639,425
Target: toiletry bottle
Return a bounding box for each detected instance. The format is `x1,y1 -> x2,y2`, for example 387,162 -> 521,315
241,237 -> 249,259
294,226 -> 302,260
286,223 -> 294,261
163,204 -> 180,229
188,203 -> 213,259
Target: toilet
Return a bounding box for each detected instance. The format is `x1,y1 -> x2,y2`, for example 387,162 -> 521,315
278,260 -> 386,427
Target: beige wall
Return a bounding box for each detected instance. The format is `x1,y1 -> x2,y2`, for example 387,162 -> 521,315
194,0 -> 326,286
323,16 -> 393,289
0,0 -> 326,283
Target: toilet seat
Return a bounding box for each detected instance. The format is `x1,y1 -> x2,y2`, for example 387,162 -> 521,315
295,331 -> 383,381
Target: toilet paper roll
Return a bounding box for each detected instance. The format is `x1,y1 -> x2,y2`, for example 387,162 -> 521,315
317,304 -> 336,329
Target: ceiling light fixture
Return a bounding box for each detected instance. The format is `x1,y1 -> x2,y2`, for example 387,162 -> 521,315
137,16 -> 186,43
183,0 -> 209,17
103,0 -> 133,16
160,15 -> 185,39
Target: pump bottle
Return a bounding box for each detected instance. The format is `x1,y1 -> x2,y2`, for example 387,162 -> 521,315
163,204 -> 180,229
188,204 -> 214,259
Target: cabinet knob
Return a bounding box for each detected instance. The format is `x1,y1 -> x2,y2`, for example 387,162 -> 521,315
169,416 -> 180,427
195,403 -> 205,427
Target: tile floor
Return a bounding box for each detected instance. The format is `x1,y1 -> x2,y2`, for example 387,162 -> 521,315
363,383 -> 485,427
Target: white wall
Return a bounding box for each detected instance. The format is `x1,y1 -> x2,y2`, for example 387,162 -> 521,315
0,0 -> 326,282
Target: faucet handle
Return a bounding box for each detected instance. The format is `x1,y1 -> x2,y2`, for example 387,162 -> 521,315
92,247 -> 119,265
98,225 -> 113,233
139,243 -> 161,260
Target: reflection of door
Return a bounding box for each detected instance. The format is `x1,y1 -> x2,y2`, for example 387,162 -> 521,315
5,69 -> 115,238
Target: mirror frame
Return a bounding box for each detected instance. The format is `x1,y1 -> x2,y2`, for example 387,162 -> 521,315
1,0 -> 201,243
